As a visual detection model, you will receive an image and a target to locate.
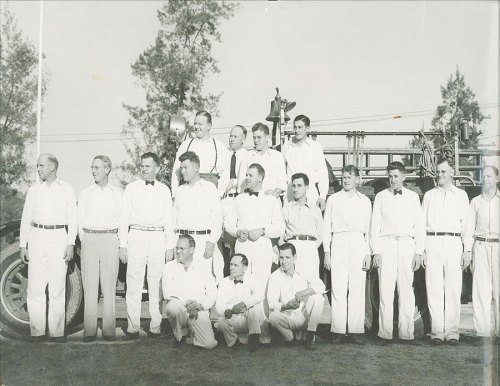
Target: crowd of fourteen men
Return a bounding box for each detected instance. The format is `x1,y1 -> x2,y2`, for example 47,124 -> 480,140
20,110 -> 499,351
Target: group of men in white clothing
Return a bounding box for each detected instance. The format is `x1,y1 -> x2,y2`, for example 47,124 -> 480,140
19,110 -> 499,351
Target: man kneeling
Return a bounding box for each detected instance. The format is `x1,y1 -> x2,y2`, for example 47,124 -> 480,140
267,243 -> 325,350
162,235 -> 218,349
215,253 -> 270,351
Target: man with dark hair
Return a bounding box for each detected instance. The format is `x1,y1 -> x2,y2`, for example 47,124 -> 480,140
78,155 -> 122,342
324,165 -> 372,344
267,243 -> 325,350
282,115 -> 329,210
371,161 -> 425,344
20,153 -> 77,343
173,150 -> 224,282
421,157 -> 470,346
119,152 -> 174,339
215,253 -> 267,351
282,172 -> 323,279
171,110 -> 229,197
162,235 -> 218,349
237,123 -> 287,197
465,165 -> 500,344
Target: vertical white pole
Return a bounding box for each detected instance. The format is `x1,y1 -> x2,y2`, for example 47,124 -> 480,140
35,0 -> 44,163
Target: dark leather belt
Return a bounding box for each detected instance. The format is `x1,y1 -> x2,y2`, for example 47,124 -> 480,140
227,193 -> 238,198
176,229 -> 211,235
427,232 -> 461,237
83,228 -> 118,234
288,235 -> 317,241
475,236 -> 499,243
31,222 -> 65,230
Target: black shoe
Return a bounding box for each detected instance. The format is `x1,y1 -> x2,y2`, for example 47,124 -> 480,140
102,336 -> 115,342
398,339 -> 417,346
377,337 -> 391,346
431,338 -> 443,346
305,331 -> 316,350
83,336 -> 96,343
147,330 -> 161,339
121,326 -> 139,341
283,339 -> 296,347
248,334 -> 260,352
30,335 -> 46,343
331,333 -> 346,344
171,336 -> 185,348
50,336 -> 66,343
447,338 -> 459,346
348,334 -> 365,345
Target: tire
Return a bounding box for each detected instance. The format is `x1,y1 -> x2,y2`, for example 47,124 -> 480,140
0,247 -> 84,339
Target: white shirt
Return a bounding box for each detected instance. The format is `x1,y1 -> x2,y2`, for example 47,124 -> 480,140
464,190 -> 500,251
171,136 -> 229,198
282,138 -> 329,200
162,259 -> 217,310
227,147 -> 248,194
77,183 -> 123,236
225,191 -> 285,239
422,185 -> 470,249
20,179 -> 77,248
323,189 -> 372,255
173,178 -> 222,245
283,201 -> 324,248
215,272 -> 263,316
119,179 -> 174,249
267,267 -> 325,312
370,187 -> 425,255
237,148 -> 287,193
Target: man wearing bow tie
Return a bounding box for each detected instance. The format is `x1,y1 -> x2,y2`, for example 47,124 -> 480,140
119,152 -> 174,339
371,161 -> 425,344
215,253 -> 268,351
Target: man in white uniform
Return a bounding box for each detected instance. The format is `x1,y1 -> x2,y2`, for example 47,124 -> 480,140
78,155 -> 122,341
172,151 -> 224,282
267,243 -> 325,350
421,157 -> 470,346
283,173 -> 323,279
464,165 -> 500,344
171,110 -> 229,197
20,153 -> 77,342
162,235 -> 218,349
119,152 -> 174,339
371,161 -> 425,344
324,165 -> 372,344
215,253 -> 268,351
282,115 -> 329,210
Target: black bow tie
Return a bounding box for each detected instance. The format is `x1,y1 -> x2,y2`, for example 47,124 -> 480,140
393,189 -> 402,195
246,191 -> 259,197
234,279 -> 243,284
145,181 -> 155,186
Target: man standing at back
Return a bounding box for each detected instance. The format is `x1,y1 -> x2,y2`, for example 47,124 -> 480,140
119,152 -> 174,339
171,110 -> 229,198
20,153 -> 77,342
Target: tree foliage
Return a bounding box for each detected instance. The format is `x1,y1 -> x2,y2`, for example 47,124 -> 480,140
0,6 -> 47,223
122,0 -> 237,184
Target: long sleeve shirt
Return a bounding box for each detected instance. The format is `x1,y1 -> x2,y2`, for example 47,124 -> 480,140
162,259 -> 216,310
20,179 -> 77,248
237,148 -> 287,193
225,191 -> 285,239
464,190 -> 500,251
267,268 -> 325,312
215,272 -> 263,316
370,187 -> 425,255
323,189 -> 372,255
171,136 -> 229,198
119,179 -> 174,249
77,183 -> 123,237
422,185 -> 470,250
282,138 -> 329,200
172,178 -> 222,245
283,201 -> 324,248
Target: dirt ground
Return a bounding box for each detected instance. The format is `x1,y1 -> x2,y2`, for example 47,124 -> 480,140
1,323 -> 498,386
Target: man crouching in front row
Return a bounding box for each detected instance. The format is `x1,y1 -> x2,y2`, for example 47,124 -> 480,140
267,243 -> 325,350
162,235 -> 218,349
215,253 -> 270,352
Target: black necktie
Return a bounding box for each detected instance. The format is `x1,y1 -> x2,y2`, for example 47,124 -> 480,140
145,181 -> 155,186
234,279 -> 243,284
393,189 -> 402,195
230,152 -> 237,179
247,191 -> 258,197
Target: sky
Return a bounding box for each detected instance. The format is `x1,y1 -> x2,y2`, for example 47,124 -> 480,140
3,0 -> 499,195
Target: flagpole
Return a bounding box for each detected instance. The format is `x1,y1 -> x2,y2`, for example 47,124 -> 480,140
35,0 -> 44,172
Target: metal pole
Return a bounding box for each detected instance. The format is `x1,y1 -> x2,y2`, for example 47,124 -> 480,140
454,131 -> 460,176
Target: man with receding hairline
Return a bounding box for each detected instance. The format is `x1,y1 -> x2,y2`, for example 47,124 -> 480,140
20,153 -> 77,342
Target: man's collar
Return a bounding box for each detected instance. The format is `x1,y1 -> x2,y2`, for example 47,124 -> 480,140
290,137 -> 311,147
436,184 -> 457,194
292,200 -> 310,208
41,178 -> 61,186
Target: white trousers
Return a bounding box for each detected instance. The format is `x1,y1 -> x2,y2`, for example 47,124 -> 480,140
330,232 -> 367,334
126,229 -> 164,334
425,236 -> 463,341
27,228 -> 68,337
472,240 -> 500,337
268,293 -> 324,342
216,303 -> 271,346
165,299 -> 218,349
234,237 -> 274,290
378,237 -> 415,340
289,240 -> 319,279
